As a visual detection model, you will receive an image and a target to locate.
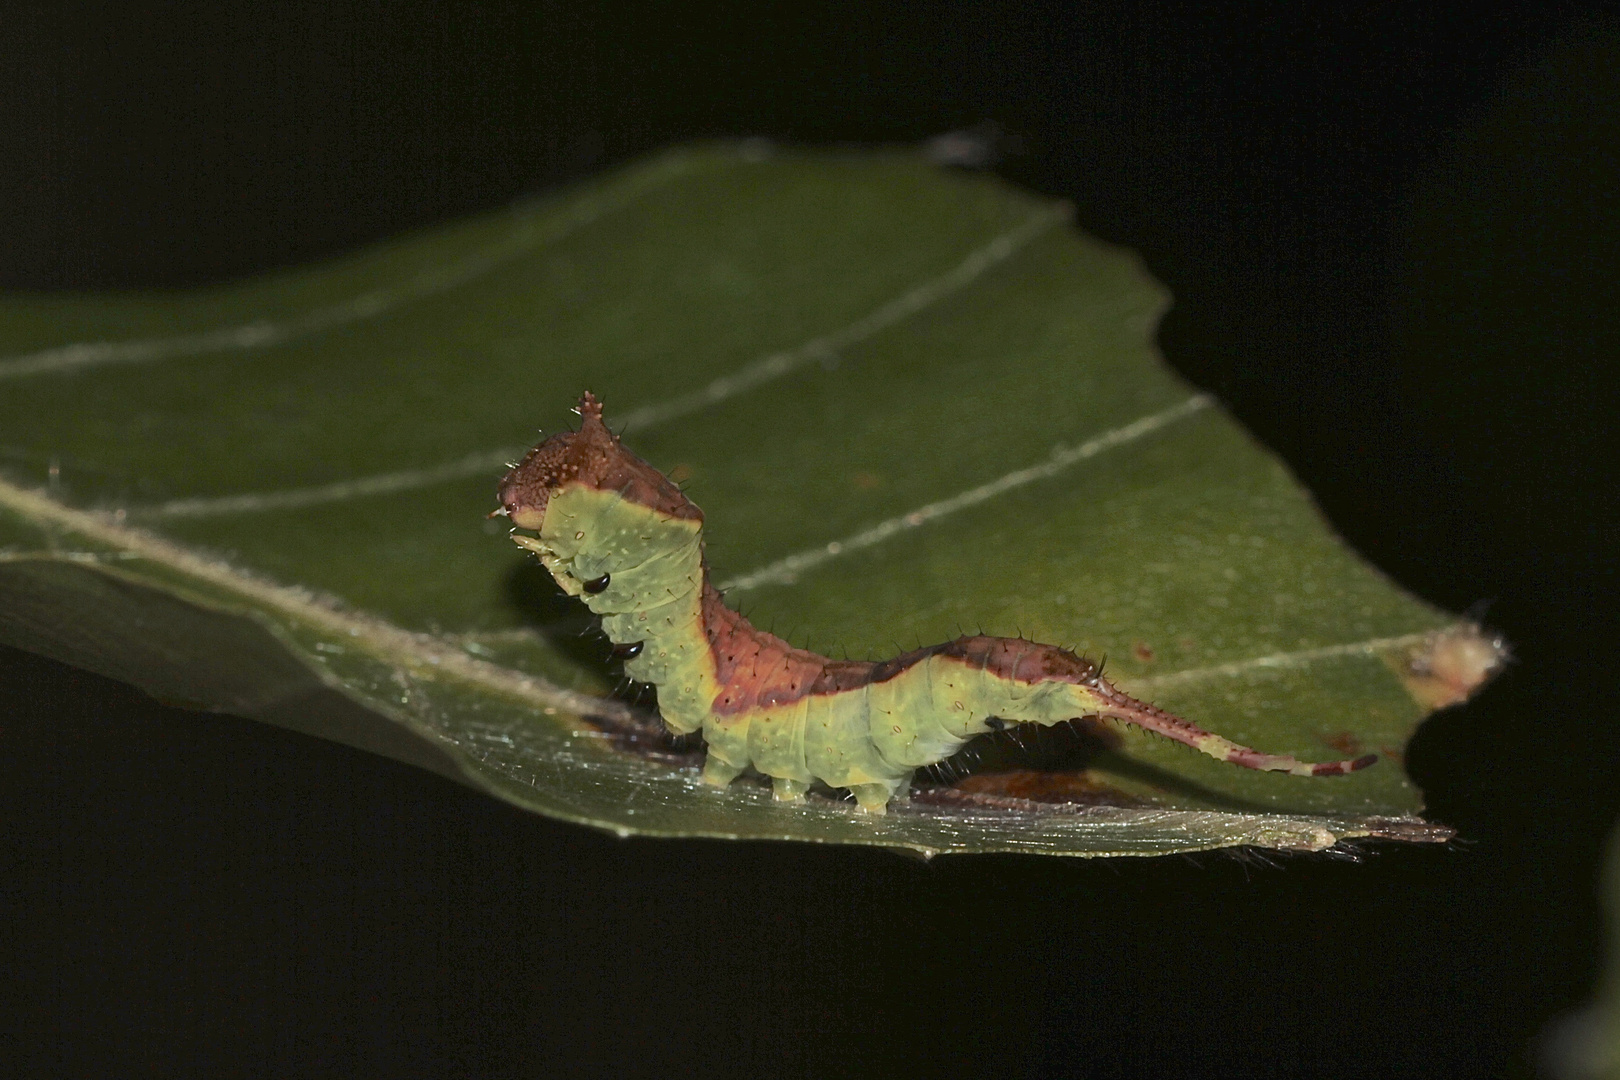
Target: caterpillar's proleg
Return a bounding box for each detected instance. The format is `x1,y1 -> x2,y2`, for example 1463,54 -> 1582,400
495,393 -> 1378,814
700,755 -> 747,788
772,777 -> 811,802
850,783 -> 901,815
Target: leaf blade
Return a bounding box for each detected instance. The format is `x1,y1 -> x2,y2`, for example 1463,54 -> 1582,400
0,144 -> 1495,855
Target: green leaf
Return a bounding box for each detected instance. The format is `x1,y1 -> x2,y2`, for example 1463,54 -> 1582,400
0,143 -> 1494,857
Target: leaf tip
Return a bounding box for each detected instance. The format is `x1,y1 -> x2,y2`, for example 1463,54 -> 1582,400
1392,622 -> 1510,711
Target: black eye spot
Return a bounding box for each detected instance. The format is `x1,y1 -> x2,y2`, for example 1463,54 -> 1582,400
610,641 -> 644,660
583,573 -> 611,593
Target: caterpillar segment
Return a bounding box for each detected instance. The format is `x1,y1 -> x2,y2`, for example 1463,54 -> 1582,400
495,393 -> 1377,814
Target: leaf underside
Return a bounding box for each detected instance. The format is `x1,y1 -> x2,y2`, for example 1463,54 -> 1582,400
0,144 -> 1485,857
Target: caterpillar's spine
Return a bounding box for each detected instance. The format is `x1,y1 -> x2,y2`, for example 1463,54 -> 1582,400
496,393 -> 1376,814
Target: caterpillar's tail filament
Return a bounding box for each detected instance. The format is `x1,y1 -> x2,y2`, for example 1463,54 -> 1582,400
1086,675 -> 1377,777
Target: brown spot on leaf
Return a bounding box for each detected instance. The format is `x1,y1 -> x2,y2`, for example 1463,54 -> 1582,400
1322,731 -> 1362,757
914,769 -> 1145,811
952,769 -> 1143,805
1132,640 -> 1155,663
851,471 -> 882,490
581,706 -> 706,767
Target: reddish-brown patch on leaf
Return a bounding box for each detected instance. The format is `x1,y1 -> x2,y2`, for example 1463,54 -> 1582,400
913,769 -> 1145,812
1132,640 -> 1155,663
496,392 -> 701,529
1322,731 -> 1363,757
951,769 -> 1146,805
582,705 -> 706,767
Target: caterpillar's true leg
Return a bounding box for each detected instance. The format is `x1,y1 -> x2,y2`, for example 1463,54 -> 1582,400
701,753 -> 746,788
772,777 -> 811,802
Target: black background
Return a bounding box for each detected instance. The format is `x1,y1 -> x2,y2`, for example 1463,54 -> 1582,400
3,3 -> 1617,1077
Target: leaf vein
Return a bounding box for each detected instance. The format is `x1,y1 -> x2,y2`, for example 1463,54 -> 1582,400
130,204 -> 1069,520
0,150 -> 707,381
0,476 -> 626,725
716,394 -> 1214,593
1128,632 -> 1439,689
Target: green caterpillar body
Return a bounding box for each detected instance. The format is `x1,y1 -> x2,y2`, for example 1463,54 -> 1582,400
495,393 -> 1375,813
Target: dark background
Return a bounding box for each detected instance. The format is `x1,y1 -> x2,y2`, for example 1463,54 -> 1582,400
3,3 -> 1617,1077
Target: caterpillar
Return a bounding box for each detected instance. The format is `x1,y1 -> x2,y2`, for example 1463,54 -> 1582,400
493,393 -> 1376,814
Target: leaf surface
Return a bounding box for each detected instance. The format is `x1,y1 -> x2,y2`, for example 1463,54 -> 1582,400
0,144 -> 1490,856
